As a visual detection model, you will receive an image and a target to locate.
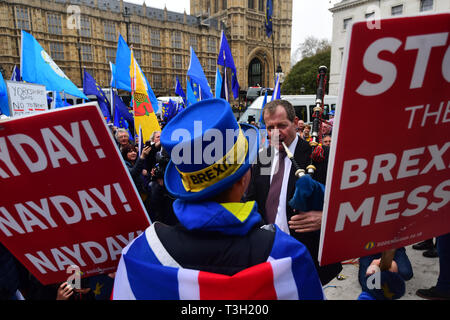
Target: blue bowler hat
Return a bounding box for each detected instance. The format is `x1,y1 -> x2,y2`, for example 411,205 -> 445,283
161,99 -> 260,201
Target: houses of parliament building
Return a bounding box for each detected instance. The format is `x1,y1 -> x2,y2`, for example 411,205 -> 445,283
0,0 -> 292,98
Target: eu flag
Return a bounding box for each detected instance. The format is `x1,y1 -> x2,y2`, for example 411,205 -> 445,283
112,91 -> 133,124
162,99 -> 178,125
0,71 -> 10,116
21,31 -> 88,99
113,92 -> 134,140
265,0 -> 273,38
272,74 -> 281,102
187,47 -> 213,101
217,31 -> 239,99
175,76 -> 186,104
10,65 -> 21,82
83,70 -> 112,122
186,80 -> 198,106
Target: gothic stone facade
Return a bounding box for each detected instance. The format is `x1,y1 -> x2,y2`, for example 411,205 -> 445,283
0,0 -> 292,98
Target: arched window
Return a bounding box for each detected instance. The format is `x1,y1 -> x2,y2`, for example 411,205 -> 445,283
248,58 -> 263,87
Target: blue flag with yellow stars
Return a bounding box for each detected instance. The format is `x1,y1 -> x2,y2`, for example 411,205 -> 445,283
113,92 -> 134,140
187,47 -> 213,101
217,31 -> 239,99
265,0 -> 273,38
83,69 -> 112,122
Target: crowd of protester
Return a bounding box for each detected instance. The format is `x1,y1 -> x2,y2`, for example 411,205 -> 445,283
0,102 -> 448,301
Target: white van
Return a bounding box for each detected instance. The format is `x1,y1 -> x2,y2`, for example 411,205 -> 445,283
239,94 -> 337,126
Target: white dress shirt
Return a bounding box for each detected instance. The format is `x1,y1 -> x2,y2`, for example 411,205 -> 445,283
269,135 -> 298,234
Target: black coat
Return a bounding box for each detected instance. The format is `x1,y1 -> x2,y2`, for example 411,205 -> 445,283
245,137 -> 342,285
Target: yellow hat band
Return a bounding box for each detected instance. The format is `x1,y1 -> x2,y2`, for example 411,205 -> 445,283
176,128 -> 248,192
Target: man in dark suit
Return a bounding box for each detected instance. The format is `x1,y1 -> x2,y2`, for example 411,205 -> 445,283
245,99 -> 342,285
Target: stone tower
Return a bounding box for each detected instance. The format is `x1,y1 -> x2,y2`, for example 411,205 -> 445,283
190,0 -> 292,89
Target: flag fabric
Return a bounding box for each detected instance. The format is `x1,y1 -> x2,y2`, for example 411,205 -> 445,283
215,67 -> 222,99
259,90 -> 269,148
112,225 -> 324,300
175,76 -> 186,104
259,90 -> 269,129
109,62 -> 116,87
271,74 -> 281,101
0,71 -> 10,116
112,200 -> 324,300
63,93 -> 72,106
83,69 -> 112,122
113,93 -> 134,140
161,99 -> 178,125
220,67 -> 229,102
114,35 -> 160,113
187,47 -> 213,101
130,48 -> 161,142
54,92 -> 65,108
113,91 -> 133,124
186,80 -> 199,106
20,31 -> 88,100
137,126 -> 144,157
10,65 -> 21,82
114,35 -> 132,92
217,31 -> 239,99
265,0 -> 273,38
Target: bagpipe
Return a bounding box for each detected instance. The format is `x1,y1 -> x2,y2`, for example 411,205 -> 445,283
283,66 -> 328,212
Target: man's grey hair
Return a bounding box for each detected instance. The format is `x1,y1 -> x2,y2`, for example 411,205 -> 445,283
262,99 -> 296,122
150,130 -> 161,142
115,128 -> 129,140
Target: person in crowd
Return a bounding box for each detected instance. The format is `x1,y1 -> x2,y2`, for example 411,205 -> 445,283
416,233 -> 450,300
358,247 -> 413,294
302,124 -> 311,141
297,119 -> 305,135
0,243 -> 28,300
244,99 -> 342,285
112,98 -> 326,300
322,134 -> 332,147
121,144 -> 151,204
115,128 -> 132,150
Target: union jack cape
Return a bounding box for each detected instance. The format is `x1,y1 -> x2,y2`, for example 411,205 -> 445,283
112,201 -> 324,300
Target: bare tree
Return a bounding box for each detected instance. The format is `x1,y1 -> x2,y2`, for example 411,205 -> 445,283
291,36 -> 330,65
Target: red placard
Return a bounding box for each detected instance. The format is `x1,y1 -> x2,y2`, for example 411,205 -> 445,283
0,103 -> 151,284
319,13 -> 450,266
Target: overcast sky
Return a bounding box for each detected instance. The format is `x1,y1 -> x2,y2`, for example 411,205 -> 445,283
128,0 -> 337,59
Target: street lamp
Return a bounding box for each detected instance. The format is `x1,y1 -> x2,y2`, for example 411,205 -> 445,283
123,7 -> 131,45
300,84 -> 305,94
76,37 -> 83,86
275,64 -> 284,85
